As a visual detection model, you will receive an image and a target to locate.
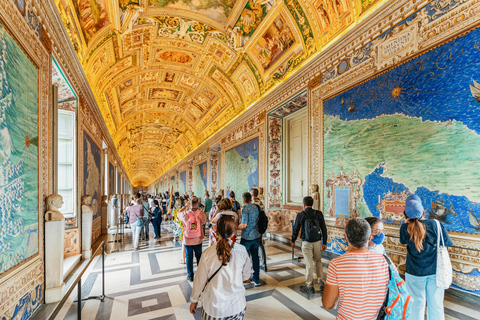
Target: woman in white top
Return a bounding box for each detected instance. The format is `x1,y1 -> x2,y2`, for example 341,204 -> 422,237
190,216 -> 251,320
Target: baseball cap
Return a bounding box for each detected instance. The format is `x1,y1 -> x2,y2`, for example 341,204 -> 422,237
404,194 -> 424,219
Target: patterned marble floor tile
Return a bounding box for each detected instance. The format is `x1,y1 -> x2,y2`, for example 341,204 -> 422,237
34,229 -> 480,320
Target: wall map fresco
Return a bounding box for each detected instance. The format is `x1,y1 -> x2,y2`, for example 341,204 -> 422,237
0,21 -> 39,274
179,170 -> 187,194
84,133 -> 101,220
323,27 -> 480,234
225,138 -> 259,198
194,162 -> 208,198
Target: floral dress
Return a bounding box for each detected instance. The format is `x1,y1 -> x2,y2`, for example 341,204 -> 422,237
173,201 -> 184,241
208,204 -> 218,245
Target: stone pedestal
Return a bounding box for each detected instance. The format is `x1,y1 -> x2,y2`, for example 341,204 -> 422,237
45,216 -> 65,303
115,194 -> 121,225
82,214 -> 93,259
107,195 -> 114,230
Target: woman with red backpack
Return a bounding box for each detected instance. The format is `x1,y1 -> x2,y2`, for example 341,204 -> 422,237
178,197 -> 207,282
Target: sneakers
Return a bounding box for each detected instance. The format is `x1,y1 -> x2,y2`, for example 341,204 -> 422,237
300,285 -> 315,294
251,280 -> 261,287
318,280 -> 325,292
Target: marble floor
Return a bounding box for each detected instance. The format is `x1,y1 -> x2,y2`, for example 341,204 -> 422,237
36,223 -> 480,320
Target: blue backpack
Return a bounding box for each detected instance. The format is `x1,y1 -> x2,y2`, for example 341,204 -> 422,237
377,255 -> 412,320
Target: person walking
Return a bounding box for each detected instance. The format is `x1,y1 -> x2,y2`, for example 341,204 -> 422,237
208,195 -> 223,246
291,196 -> 328,293
238,192 -> 262,286
323,218 -> 392,319
127,198 -> 144,250
400,194 -> 453,320
178,197 -> 207,281
151,199 -> 163,240
204,193 -> 212,217
229,191 -> 242,221
189,216 -> 251,320
140,195 -> 150,241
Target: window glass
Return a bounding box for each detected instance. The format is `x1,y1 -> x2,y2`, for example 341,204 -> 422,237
58,110 -> 75,216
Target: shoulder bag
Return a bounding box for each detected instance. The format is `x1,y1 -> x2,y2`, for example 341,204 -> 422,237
130,207 -> 144,227
202,264 -> 223,293
434,219 -> 452,289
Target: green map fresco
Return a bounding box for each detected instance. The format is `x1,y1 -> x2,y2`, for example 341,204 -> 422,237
324,114 -> 480,218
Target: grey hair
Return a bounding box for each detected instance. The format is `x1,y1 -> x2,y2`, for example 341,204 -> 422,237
345,218 -> 371,249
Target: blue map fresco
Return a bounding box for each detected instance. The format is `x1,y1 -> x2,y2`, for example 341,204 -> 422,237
0,21 -> 39,274
83,133 -> 101,219
179,171 -> 187,194
194,162 -> 208,197
225,138 -> 259,197
323,26 -> 480,234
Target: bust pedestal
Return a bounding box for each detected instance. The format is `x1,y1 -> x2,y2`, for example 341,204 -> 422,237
81,195 -> 93,259
45,194 -> 65,303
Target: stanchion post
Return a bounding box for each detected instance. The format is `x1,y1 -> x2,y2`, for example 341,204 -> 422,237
102,242 -> 105,301
77,278 -> 82,320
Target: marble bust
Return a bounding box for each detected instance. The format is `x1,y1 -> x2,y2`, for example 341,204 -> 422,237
309,184 -> 321,211
81,195 -> 93,214
45,194 -> 64,222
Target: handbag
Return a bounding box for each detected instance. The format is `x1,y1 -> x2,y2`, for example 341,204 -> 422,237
434,219 -> 452,289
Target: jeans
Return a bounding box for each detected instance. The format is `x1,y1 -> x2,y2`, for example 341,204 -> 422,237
406,273 -> 445,320
152,218 -> 162,238
301,240 -> 324,287
241,237 -> 261,283
259,237 -> 267,271
140,217 -> 150,240
185,243 -> 203,280
131,220 -> 142,249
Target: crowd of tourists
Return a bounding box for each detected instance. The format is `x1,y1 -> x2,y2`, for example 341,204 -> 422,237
123,189 -> 452,320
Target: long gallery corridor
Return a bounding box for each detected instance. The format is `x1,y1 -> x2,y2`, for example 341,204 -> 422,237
2,0 -> 480,319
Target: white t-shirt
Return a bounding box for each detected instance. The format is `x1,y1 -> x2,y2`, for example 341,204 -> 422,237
368,243 -> 386,255
190,242 -> 251,318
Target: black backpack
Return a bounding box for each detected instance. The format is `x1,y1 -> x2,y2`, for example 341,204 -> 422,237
232,200 -> 241,213
304,210 -> 322,242
255,204 -> 269,234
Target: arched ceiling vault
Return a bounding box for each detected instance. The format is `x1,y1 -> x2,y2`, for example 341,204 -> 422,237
54,0 -> 387,186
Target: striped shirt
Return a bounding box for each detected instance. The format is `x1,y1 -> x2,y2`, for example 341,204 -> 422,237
326,250 -> 390,320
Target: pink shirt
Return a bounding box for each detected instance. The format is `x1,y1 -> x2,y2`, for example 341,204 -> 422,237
178,209 -> 206,245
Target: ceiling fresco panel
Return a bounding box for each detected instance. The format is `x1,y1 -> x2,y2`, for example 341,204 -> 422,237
55,0 -> 388,185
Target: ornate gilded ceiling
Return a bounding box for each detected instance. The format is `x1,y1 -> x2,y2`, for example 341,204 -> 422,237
54,0 -> 386,186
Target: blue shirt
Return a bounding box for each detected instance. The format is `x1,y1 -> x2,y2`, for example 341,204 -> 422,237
400,219 -> 453,276
241,203 -> 261,241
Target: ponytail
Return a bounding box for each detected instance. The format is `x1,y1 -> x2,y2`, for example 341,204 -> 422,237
216,216 -> 237,265
407,218 -> 426,252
